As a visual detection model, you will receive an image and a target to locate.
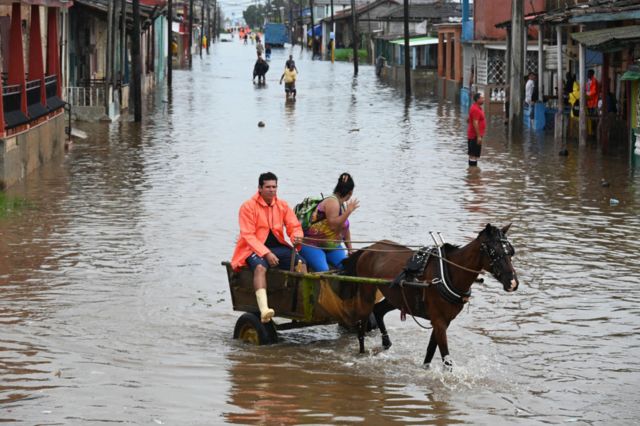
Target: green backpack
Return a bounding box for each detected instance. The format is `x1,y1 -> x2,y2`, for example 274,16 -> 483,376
294,195 -> 326,230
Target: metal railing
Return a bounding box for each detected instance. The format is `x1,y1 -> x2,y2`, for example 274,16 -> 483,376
66,85 -> 106,107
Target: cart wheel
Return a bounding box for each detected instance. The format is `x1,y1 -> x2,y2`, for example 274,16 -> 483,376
233,312 -> 278,345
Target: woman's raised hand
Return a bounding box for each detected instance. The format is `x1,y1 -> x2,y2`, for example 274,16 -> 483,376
346,198 -> 360,214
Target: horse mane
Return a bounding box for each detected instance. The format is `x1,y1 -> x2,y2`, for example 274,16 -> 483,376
441,243 -> 460,253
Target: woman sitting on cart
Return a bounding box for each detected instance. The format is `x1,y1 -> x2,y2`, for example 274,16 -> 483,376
300,173 -> 359,272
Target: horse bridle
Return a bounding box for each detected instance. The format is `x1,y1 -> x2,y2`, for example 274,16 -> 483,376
480,231 -> 515,279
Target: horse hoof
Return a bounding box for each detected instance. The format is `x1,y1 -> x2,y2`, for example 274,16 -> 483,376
382,335 -> 392,350
443,355 -> 454,372
422,363 -> 431,370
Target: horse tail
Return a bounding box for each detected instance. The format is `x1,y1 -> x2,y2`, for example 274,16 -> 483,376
341,250 -> 365,276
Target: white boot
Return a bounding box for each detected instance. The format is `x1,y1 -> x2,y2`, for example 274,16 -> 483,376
255,288 -> 275,323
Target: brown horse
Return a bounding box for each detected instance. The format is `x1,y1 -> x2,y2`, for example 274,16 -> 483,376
343,223 -> 519,369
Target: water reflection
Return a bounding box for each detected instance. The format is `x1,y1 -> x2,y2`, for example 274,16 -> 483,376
224,349 -> 460,425
0,38 -> 639,424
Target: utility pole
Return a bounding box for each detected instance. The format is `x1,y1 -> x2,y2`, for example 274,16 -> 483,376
350,0 -> 358,74
120,0 -> 126,98
106,0 -> 114,112
206,0 -> 211,53
508,0 -> 524,131
403,0 -> 410,96
189,0 -> 194,68
330,0 -> 334,62
168,0 -> 173,86
132,0 -> 142,122
310,0 -> 315,57
200,0 -> 205,57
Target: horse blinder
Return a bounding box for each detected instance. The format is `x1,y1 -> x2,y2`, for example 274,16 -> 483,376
481,235 -> 514,279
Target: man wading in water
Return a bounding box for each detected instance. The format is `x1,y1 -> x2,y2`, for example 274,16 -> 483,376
231,172 -> 307,322
467,92 -> 486,167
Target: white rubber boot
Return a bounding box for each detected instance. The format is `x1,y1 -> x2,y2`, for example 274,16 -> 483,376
255,288 -> 275,323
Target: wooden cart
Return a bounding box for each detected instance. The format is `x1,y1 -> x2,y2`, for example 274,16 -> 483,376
222,261 -> 390,345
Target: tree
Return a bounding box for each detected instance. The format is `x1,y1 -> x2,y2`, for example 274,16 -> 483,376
243,4 -> 265,28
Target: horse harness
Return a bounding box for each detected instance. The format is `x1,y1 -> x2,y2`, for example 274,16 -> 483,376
393,244 -> 472,307
480,230 -> 515,281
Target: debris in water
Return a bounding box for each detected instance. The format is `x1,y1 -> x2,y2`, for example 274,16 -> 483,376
258,121 -> 265,127
349,128 -> 360,133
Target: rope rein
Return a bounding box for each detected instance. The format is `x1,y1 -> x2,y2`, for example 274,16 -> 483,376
298,238 -> 484,275
399,285 -> 432,330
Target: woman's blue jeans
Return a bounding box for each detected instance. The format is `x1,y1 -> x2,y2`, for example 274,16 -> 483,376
299,244 -> 348,272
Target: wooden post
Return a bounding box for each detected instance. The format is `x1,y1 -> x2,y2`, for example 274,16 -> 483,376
112,1 -> 119,87
0,73 -> 4,136
132,0 -> 142,122
403,0 -> 410,96
28,5 -> 46,106
168,0 -> 173,86
555,25 -> 564,142
200,0 -> 205,58
0,60 -> 5,135
505,26 -> 511,93
121,0 -> 126,90
47,8 -> 62,98
578,35 -> 586,145
445,33 -> 452,80
537,24 -> 544,97
437,32 -> 443,77
8,3 -> 28,115
310,0 -> 315,58
508,0 -> 524,130
206,0 -> 211,53
330,0 -> 334,62
106,0 -> 114,111
350,0 -> 358,74
188,0 -> 194,68
599,53 -> 609,145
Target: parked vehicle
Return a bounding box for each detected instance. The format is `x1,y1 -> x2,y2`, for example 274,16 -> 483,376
264,23 -> 288,48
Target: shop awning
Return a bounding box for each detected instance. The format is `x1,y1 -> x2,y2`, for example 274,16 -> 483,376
621,70 -> 640,81
390,36 -> 438,47
571,25 -> 640,52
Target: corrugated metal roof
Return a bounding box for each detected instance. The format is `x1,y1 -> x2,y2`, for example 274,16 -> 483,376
571,25 -> 640,51
533,0 -> 640,25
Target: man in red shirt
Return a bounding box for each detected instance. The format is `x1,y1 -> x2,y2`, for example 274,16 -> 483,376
467,92 -> 486,167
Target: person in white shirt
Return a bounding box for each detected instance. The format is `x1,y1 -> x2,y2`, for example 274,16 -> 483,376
525,72 -> 537,105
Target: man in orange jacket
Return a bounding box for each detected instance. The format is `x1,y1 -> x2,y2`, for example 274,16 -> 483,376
231,172 -> 307,323
586,69 -> 599,113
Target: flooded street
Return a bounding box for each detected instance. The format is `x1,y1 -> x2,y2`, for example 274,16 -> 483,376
2,39 -> 640,424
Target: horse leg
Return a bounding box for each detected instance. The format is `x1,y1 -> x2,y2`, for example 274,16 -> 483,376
436,324 -> 454,372
426,323 -> 454,372
422,331 -> 438,368
373,299 -> 395,349
357,320 -> 366,354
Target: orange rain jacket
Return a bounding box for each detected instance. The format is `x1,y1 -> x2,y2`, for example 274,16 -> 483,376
231,192 -> 304,270
586,76 -> 598,109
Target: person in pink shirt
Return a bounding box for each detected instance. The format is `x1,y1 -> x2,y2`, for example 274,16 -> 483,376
467,92 -> 486,167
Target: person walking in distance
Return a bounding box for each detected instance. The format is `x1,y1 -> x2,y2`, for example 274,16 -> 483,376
467,92 -> 486,167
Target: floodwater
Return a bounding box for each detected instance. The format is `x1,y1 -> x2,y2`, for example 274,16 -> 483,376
1,38 -> 640,425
